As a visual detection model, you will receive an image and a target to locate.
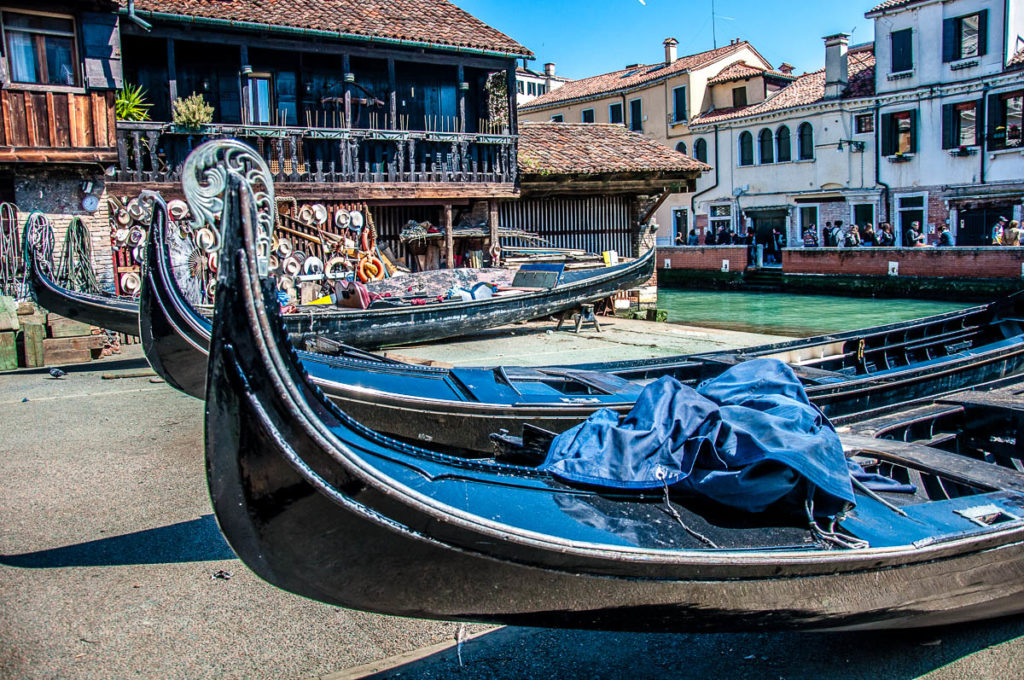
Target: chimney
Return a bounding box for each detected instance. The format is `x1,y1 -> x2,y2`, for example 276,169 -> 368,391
544,62 -> 556,78
778,62 -> 794,75
823,33 -> 849,99
663,37 -> 678,65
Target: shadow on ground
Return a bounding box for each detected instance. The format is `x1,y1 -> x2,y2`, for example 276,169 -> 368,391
364,616 -> 1024,679
0,515 -> 235,568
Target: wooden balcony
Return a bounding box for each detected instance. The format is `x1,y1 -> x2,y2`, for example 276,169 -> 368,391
0,89 -> 117,163
113,122 -> 519,199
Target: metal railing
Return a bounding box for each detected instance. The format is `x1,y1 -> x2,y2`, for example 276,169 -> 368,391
115,122 -> 517,185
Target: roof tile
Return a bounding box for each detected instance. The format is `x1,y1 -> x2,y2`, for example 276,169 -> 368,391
122,0 -> 531,56
518,122 -> 708,175
866,0 -> 927,15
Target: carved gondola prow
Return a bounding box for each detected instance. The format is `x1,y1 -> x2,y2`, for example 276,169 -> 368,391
182,139 -> 276,277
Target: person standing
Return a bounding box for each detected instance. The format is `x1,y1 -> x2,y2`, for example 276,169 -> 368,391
861,224 -> 877,247
687,229 -> 699,245
704,227 -> 716,246
1003,220 -> 1023,246
830,220 -> 844,248
843,224 -> 861,248
992,216 -> 1008,245
877,222 -> 895,247
905,220 -> 926,247
937,223 -> 955,246
802,224 -> 819,247
823,221 -> 834,247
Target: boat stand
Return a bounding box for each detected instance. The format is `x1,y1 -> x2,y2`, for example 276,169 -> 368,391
556,304 -> 601,333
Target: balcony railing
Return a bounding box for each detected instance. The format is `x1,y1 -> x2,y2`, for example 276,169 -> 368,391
114,122 -> 517,185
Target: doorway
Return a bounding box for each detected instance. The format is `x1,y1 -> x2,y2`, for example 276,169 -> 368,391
958,204 -> 1013,246
751,210 -> 787,265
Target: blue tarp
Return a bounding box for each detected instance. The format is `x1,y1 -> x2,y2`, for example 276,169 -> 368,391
541,358 -> 856,516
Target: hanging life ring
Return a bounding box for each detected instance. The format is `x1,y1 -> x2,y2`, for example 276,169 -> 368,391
357,256 -> 384,282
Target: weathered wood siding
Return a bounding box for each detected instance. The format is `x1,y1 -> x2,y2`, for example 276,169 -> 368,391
500,195 -> 634,256
0,90 -> 117,160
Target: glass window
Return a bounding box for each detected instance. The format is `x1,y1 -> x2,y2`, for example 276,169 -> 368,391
738,131 -> 753,166
798,122 -> 814,160
958,14 -> 980,59
776,125 -> 791,162
732,86 -> 747,108
894,111 -> 913,153
758,129 -> 774,164
248,75 -> 273,125
856,114 -> 874,133
550,114 -> 563,123
629,98 -> 642,132
675,141 -> 687,154
609,102 -> 623,125
694,138 -> 707,163
955,102 -> 976,147
581,108 -> 595,123
673,86 -> 687,122
891,28 -> 913,73
516,81 -> 524,94
3,11 -> 78,86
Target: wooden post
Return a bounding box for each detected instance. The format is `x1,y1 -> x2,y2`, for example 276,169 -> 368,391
388,57 -> 397,131
239,45 -> 249,125
167,39 -> 178,108
457,65 -> 465,133
342,54 -> 352,128
444,204 -> 454,270
488,199 -> 499,258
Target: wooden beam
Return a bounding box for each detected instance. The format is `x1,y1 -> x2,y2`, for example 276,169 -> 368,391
443,204 -> 454,269
488,198 -> 499,249
167,38 -> 178,106
457,64 -> 465,133
107,181 -> 518,201
0,147 -> 118,163
639,189 -> 673,225
388,57 -> 397,130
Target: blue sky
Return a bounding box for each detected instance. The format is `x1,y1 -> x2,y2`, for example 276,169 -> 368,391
454,0 -> 877,79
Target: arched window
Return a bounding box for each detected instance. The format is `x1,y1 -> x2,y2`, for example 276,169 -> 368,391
739,131 -> 753,166
776,125 -> 791,162
694,138 -> 708,164
758,129 -> 774,164
675,141 -> 687,154
798,122 -> 814,160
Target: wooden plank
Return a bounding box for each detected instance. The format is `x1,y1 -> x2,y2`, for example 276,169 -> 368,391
43,335 -> 106,352
42,346 -> 92,366
46,92 -> 58,146
0,331 -> 16,371
78,95 -> 94,147
0,296 -> 18,331
51,92 -> 71,147
6,92 -> 27,146
105,91 -> 116,146
22,92 -> 37,147
68,92 -> 80,146
91,92 -> 106,147
48,316 -> 97,338
443,204 -> 453,269
21,322 -> 45,367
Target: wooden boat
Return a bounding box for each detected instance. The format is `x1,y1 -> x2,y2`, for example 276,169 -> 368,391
204,166 -> 1024,632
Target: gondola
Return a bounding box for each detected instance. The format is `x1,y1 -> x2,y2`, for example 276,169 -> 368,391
141,141 -> 1024,453
204,161 -> 1024,632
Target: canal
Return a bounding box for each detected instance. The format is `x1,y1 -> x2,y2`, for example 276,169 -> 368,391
658,289 -> 969,337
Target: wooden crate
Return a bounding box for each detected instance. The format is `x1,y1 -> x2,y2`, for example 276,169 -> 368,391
0,296 -> 18,332
47,313 -> 96,338
43,335 -> 105,366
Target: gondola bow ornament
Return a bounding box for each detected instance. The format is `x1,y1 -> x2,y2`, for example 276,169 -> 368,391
182,139 -> 276,276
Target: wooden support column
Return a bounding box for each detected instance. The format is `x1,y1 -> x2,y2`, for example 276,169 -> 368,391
388,57 -> 397,130
488,199 -> 499,255
457,64 -> 465,133
342,54 -> 352,128
504,62 -> 517,136
239,45 -> 249,124
166,38 -> 178,107
444,203 -> 454,269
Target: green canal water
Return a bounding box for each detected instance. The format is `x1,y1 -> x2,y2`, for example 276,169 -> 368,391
658,289 -> 969,337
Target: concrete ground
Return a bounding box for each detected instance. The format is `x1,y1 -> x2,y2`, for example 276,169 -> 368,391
1,321 -> 1023,680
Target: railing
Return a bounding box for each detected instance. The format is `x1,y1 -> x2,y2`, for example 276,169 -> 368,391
115,122 -> 517,185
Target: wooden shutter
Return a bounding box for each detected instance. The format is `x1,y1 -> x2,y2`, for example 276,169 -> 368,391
81,13 -> 122,90
942,19 -> 956,62
975,98 -> 985,146
941,104 -> 955,148
908,110 -> 917,153
977,10 -> 988,57
881,113 -> 895,156
987,93 -> 1004,148
891,30 -> 913,72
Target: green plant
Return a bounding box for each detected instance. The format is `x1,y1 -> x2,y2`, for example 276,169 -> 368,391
485,71 -> 509,131
115,83 -> 151,121
172,92 -> 214,131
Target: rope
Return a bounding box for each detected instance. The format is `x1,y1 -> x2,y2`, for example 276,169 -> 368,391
0,202 -> 20,297
658,473 -> 719,549
56,216 -> 101,294
22,212 -> 55,295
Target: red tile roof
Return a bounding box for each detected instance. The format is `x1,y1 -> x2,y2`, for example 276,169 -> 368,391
520,42 -> 759,111
1010,47 -> 1024,69
707,61 -> 795,85
517,122 -> 708,175
120,0 -> 532,57
866,0 -> 927,15
690,45 -> 874,126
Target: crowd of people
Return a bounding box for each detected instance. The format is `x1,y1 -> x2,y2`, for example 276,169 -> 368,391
675,216 -> 1024,250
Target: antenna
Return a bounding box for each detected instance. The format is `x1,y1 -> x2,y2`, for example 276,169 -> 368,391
711,0 -> 717,49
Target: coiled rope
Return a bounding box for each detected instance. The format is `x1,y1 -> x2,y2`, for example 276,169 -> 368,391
0,202 -> 20,297
22,212 -> 55,296
56,215 -> 101,294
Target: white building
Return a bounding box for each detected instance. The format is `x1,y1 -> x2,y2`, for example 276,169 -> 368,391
516,63 -> 570,106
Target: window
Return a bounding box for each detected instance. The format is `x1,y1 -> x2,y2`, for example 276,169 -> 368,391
798,122 -> 814,160
891,28 -> 913,73
609,102 -> 623,125
987,90 -> 1023,150
516,81 -> 524,94
738,131 -> 753,166
550,114 -> 564,123
881,110 -> 917,155
247,74 -> 273,125
581,108 -> 595,123
710,204 -> 732,234
942,101 -> 980,148
2,10 -> 78,86
853,204 -> 875,228
694,138 -> 708,163
673,208 -> 688,243
758,129 -> 774,164
673,85 -> 688,122
539,84 -> 547,95
732,86 -> 747,108
629,98 -> 643,132
896,194 -> 926,244
675,141 -> 687,154
943,11 -> 988,62
776,126 -> 791,162
855,114 -> 874,134
800,206 -> 818,240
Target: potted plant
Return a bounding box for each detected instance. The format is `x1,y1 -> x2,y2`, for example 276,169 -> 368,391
115,83 -> 151,121
172,92 -> 215,132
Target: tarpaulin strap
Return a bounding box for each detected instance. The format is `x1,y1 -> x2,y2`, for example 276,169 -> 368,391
658,469 -> 719,549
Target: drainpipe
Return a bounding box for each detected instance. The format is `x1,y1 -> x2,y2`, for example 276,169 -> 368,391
980,83 -> 989,185
873,101 -> 890,227
126,0 -> 153,31
690,125 -> 721,235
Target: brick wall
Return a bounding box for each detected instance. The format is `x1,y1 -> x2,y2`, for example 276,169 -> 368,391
783,247 -> 1024,279
14,168 -> 113,290
657,245 -> 749,272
